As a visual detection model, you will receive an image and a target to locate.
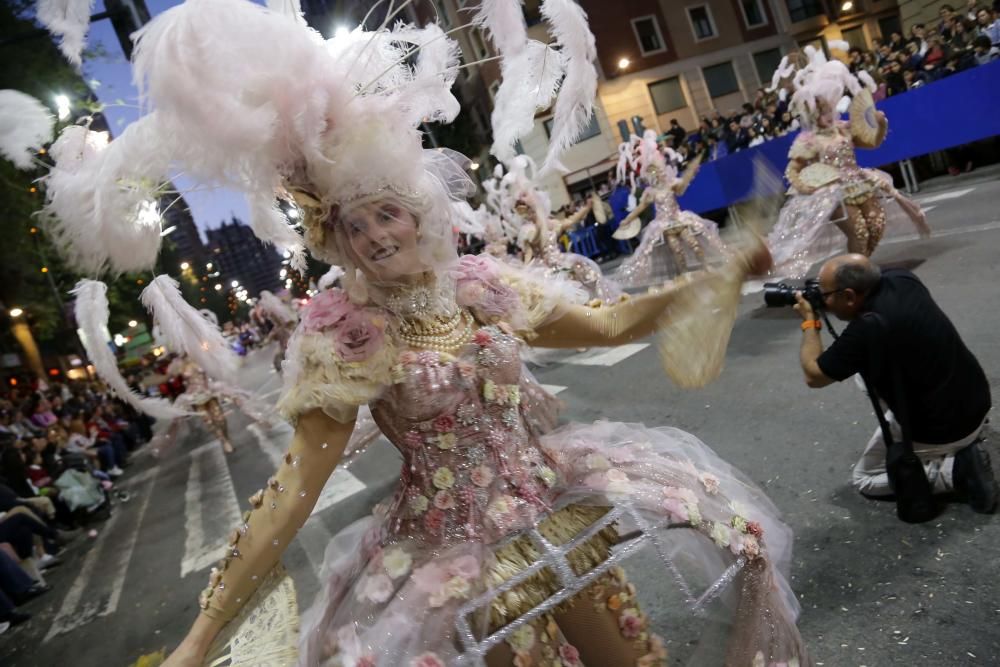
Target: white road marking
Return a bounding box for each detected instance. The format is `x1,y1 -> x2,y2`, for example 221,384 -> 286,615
915,187 -> 974,205
563,343 -> 649,366
884,220 -> 1000,245
541,384 -> 567,396
180,444 -> 243,577
44,471 -> 158,642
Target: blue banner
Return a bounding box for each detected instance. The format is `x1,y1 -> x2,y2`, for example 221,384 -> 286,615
678,61 -> 1000,214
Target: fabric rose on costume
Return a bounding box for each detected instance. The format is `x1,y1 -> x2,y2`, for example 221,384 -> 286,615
700,472 -> 720,495
662,497 -> 689,523
559,643 -> 582,666
663,486 -> 697,505
402,432 -> 423,449
357,573 -> 394,603
618,607 -> 644,639
383,547 -> 412,579
433,490 -> 455,510
436,432 -> 457,450
584,453 -> 610,470
332,311 -> 385,363
535,465 -> 557,488
356,657 -> 377,667
432,467 -> 455,489
508,624 -> 537,653
410,653 -> 446,667
453,256 -> 520,320
605,468 -> 630,493
470,465 -> 494,487
746,521 -> 764,538
409,495 -> 429,514
433,415 -> 456,433
302,289 -> 353,331
423,508 -> 446,533
473,329 -> 493,347
413,554 -> 481,607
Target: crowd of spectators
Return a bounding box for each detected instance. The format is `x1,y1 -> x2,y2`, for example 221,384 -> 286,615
0,377 -> 155,635
658,3 -> 1000,164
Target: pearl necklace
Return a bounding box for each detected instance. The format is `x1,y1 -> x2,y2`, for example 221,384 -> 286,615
397,309 -> 474,352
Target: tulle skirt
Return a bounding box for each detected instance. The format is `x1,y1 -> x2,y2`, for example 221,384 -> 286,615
535,251 -> 624,305
614,213 -> 725,289
767,168 -> 925,280
297,420 -> 810,667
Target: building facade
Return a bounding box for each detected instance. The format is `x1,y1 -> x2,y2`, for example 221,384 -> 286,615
205,217 -> 283,298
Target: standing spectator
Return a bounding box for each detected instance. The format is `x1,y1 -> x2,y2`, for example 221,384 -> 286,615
665,118 -> 686,148
725,120 -> 749,153
939,4 -> 957,38
903,40 -> 924,70
889,30 -> 906,52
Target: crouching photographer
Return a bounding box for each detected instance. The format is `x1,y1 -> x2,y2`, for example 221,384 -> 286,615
767,254 -> 995,521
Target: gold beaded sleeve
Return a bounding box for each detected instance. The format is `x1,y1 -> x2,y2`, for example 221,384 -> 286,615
199,409 -> 356,622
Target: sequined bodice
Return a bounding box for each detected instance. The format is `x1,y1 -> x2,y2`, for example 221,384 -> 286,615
371,325 -> 557,546
815,127 -> 859,172
652,186 -> 681,221
538,220 -> 563,263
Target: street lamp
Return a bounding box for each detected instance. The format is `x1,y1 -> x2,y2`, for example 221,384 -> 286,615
180,261 -> 190,270
841,1 -> 854,11
470,161 -> 480,171
231,280 -> 239,288
128,320 -> 138,327
206,262 -> 213,270
214,283 -> 222,291
54,94 -> 71,121
9,308 -> 23,318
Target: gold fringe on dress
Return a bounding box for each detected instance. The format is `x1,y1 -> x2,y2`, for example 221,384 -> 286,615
485,504 -> 618,631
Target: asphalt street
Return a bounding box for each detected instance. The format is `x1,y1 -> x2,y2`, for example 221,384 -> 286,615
2,167 -> 999,666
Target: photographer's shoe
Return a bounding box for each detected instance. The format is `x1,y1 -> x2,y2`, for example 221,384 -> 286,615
953,442 -> 998,514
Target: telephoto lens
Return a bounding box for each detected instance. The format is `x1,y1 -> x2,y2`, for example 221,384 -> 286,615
762,279 -> 823,309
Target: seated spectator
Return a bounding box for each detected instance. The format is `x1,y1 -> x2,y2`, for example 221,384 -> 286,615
0,548 -> 47,631
889,30 -> 907,52
29,398 -> 58,430
939,3 -> 957,39
747,126 -> 765,148
971,34 -> 1000,64
903,69 -> 926,90
949,17 -> 975,50
910,23 -> 930,55
885,61 -> 907,96
725,120 -> 749,153
922,34 -> 949,72
904,40 -> 924,70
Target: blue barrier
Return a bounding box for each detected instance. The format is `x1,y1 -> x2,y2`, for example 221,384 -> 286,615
677,61 -> 1000,214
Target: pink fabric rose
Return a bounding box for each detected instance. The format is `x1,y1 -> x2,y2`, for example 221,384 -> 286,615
448,554 -> 480,580
473,329 -> 493,346
332,311 -> 384,362
746,521 -> 764,538
423,508 -> 445,533
411,561 -> 447,593
456,361 -> 477,380
452,255 -> 499,284
559,643 -> 582,666
402,432 -> 424,449
302,289 -> 353,331
619,610 -> 644,639
433,415 -> 456,433
399,350 -> 419,365
410,653 -> 446,667
470,465 -> 494,487
433,491 -> 455,510
356,657 -> 376,667
662,497 -> 689,523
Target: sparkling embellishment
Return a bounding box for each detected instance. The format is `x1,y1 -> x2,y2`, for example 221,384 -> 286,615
291,456 -> 301,467
239,523 -> 249,535
272,539 -> 279,546
251,575 -> 258,581
270,502 -> 278,510
321,442 -> 329,449
217,583 -> 225,590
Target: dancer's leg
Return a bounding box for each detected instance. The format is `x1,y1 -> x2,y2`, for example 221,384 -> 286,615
859,197 -> 887,256
834,204 -> 868,255
553,569 -> 665,666
200,399 -> 233,453
680,226 -> 706,266
665,230 -> 688,272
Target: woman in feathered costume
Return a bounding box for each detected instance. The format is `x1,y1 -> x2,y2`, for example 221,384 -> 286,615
500,156 -> 623,305
611,130 -> 727,287
253,290 -> 300,373
5,1 -> 811,665
766,44 -> 931,279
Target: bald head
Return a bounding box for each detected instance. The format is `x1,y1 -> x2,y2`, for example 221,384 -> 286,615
819,254 -> 880,291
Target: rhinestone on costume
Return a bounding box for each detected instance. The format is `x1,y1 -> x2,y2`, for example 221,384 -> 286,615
321,442 -> 329,449
272,539 -> 279,546
299,490 -> 307,497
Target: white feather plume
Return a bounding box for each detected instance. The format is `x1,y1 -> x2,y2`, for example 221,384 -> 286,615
42,117 -> 167,275
471,0 -> 528,57
257,290 -> 297,326
248,192 -> 306,265
36,0 -> 96,68
0,90 -> 54,169
450,200 -> 486,236
71,280 -> 190,419
317,265 -> 345,291
141,275 -> 239,381
538,0 -> 598,175
490,41 -> 564,162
